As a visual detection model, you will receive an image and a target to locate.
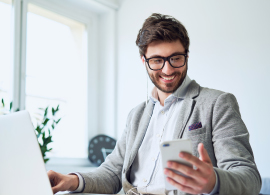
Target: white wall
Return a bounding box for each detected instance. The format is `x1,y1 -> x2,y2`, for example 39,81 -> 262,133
116,0 -> 270,177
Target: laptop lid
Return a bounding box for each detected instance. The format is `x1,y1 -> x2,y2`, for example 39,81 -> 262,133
0,110 -> 53,195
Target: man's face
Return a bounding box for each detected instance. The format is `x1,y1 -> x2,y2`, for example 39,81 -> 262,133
142,40 -> 188,94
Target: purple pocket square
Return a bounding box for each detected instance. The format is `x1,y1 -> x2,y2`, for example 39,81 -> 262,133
189,122 -> 202,131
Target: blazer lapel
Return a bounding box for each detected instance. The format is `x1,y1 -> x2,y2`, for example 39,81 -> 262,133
127,101 -> 155,169
172,98 -> 196,139
173,80 -> 200,139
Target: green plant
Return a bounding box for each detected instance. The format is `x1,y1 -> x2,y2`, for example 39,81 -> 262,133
35,105 -> 61,163
0,98 -> 61,163
0,98 -> 14,114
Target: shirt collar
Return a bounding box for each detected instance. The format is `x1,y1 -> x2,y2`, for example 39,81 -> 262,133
150,75 -> 192,104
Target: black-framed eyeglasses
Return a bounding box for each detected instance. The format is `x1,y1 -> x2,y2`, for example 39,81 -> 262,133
144,53 -> 187,71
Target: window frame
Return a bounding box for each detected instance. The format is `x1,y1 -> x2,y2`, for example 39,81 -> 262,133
0,0 -> 13,102
10,0 -> 118,169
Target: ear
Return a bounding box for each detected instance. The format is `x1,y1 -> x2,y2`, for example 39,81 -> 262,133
141,55 -> 145,64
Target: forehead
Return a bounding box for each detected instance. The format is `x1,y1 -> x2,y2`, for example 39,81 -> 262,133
145,40 -> 185,58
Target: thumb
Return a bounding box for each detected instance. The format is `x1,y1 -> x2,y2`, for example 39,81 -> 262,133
198,143 -> 211,164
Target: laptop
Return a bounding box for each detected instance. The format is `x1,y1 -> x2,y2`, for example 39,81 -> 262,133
0,110 -> 120,195
0,110 -> 54,195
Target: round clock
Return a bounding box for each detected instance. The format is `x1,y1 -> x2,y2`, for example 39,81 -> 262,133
88,134 -> 116,166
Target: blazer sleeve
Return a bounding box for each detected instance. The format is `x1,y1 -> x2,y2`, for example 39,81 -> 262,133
78,109 -> 134,194
212,93 -> 261,195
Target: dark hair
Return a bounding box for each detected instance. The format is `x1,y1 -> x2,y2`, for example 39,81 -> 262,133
136,13 -> 190,57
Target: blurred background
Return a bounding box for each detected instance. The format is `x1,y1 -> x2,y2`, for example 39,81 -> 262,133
1,0 -> 270,178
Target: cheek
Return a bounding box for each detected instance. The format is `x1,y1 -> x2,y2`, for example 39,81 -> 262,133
154,73 -> 163,81
149,70 -> 160,78
178,67 -> 187,76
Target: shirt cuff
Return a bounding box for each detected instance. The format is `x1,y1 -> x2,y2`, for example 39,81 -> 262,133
203,170 -> 220,195
68,172 -> 85,193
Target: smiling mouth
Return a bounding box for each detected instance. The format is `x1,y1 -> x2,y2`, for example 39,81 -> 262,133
160,75 -> 175,81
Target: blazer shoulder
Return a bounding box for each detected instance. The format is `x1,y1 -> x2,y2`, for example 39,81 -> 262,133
199,86 -> 225,100
197,85 -> 238,108
128,101 -> 146,116
125,101 -> 148,125
187,80 -> 225,101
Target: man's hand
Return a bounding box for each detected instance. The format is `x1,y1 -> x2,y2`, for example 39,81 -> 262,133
47,170 -> 79,194
164,143 -> 216,194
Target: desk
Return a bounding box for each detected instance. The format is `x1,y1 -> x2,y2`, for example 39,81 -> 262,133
57,192 -> 122,195
56,191 -> 124,195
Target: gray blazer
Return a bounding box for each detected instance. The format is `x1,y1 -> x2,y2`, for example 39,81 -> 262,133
79,80 -> 261,195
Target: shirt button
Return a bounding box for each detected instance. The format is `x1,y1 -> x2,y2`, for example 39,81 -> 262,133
152,157 -> 155,161
143,178 -> 147,182
156,134 -> 160,137
161,111 -> 165,114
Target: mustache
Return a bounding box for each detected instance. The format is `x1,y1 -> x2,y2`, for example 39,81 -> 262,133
158,72 -> 181,77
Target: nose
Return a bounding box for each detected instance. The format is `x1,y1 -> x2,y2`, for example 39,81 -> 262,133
162,61 -> 174,75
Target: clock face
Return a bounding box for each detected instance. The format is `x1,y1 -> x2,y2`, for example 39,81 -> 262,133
88,134 -> 116,166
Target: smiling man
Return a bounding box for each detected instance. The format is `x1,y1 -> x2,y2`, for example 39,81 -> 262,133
142,40 -> 187,106
48,13 -> 261,195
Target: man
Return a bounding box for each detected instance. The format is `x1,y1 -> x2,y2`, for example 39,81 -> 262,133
48,13 -> 261,195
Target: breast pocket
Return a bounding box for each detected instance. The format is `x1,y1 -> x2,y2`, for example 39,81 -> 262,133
187,127 -> 206,136
186,128 -> 207,157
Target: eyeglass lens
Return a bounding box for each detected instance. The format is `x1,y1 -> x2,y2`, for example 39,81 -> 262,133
148,55 -> 185,70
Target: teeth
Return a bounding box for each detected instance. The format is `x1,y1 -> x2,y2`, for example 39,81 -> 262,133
161,76 -> 175,80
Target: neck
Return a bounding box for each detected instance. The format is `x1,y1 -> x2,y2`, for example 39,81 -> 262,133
157,89 -> 172,106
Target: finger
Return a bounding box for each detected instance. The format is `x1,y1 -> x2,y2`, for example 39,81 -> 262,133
167,161 -> 200,179
166,177 -> 198,194
47,170 -> 63,193
198,143 -> 211,164
52,181 -> 67,194
47,170 -> 56,180
164,168 -> 197,188
52,185 -> 61,194
178,152 -> 207,170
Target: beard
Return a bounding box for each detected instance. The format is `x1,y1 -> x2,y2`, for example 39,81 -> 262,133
147,63 -> 188,94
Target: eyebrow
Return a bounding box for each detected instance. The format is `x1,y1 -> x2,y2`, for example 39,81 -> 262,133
147,52 -> 186,59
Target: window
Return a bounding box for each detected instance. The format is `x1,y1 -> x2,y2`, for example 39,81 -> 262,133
0,0 -> 12,103
0,0 -> 117,168
25,4 -> 88,158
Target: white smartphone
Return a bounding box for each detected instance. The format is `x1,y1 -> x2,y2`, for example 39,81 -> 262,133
159,139 -> 193,190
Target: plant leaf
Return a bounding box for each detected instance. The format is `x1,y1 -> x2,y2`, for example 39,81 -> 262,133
37,133 -> 41,138
52,107 -> 55,116
9,102 -> 12,111
44,107 -> 48,117
56,118 -> 61,124
43,118 -> 49,126
56,105 -> 59,112
43,135 -> 52,145
35,126 -> 42,134
1,98 -> 4,107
